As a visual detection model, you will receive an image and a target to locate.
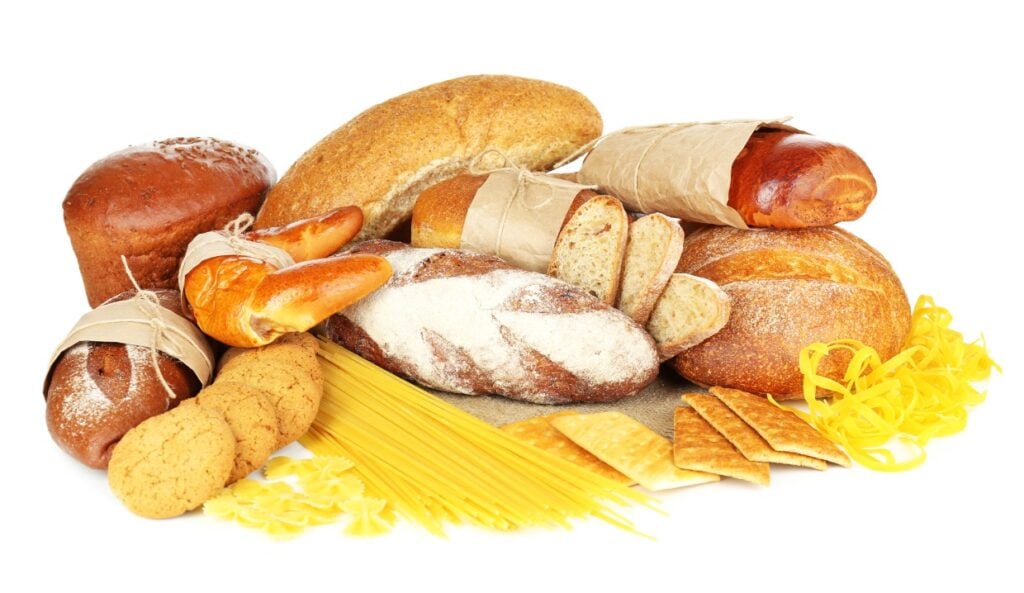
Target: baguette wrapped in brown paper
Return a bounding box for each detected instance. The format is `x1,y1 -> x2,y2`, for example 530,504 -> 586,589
578,119 -> 800,228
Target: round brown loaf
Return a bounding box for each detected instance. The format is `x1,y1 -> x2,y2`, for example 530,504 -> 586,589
63,137 -> 275,307
672,226 -> 910,398
255,75 -> 602,238
45,289 -> 203,469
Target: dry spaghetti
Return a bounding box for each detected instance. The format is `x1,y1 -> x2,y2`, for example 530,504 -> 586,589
302,339 -> 659,536
778,295 -> 999,471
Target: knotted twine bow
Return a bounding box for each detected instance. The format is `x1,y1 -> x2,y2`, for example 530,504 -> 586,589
462,148 -> 596,269
177,212 -> 296,292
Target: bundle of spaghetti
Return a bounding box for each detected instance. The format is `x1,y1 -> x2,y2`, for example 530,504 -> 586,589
780,295 -> 1000,471
302,339 -> 659,536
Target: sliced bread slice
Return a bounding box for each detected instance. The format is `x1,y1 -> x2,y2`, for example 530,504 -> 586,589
646,273 -> 731,360
616,213 -> 685,324
548,196 -> 628,304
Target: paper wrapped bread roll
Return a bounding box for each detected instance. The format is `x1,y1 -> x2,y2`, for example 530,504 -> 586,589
578,120 -> 875,229
256,75 -> 602,238
672,226 -> 910,398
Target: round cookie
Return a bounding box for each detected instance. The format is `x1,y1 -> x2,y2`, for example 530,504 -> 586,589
218,354 -> 321,448
216,342 -> 323,448
197,381 -> 280,482
108,403 -> 235,519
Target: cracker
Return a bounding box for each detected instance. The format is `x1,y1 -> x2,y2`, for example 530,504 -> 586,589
551,411 -> 719,491
710,387 -> 852,467
683,394 -> 827,470
502,411 -> 634,486
672,407 -> 770,486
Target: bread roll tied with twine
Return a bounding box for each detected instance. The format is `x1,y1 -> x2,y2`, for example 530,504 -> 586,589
44,259 -> 216,468
412,149 -> 601,273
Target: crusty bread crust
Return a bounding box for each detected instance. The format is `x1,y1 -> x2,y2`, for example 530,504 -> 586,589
257,75 -> 603,238
324,241 -> 659,404
64,138 -> 274,307
672,226 -> 910,398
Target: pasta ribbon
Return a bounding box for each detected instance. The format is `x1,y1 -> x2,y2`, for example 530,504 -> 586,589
782,295 -> 999,471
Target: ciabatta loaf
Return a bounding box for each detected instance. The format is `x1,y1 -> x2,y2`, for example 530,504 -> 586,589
256,75 -> 602,238
324,241 -> 659,404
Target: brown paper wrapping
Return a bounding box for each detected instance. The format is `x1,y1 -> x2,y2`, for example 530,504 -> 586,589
44,297 -> 216,393
460,170 -> 590,273
578,119 -> 801,228
177,230 -> 296,291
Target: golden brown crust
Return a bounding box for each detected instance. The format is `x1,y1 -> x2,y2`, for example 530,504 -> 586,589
411,173 -> 596,250
256,75 -> 602,238
673,227 -> 910,398
729,130 -> 876,228
64,138 -> 274,307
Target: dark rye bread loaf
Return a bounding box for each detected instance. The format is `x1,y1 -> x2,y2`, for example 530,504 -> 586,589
45,290 -> 202,469
63,137 -> 275,307
672,226 -> 910,399
323,241 -> 659,404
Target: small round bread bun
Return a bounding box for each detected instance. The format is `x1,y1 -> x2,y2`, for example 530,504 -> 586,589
108,402 -> 235,519
197,381 -> 280,482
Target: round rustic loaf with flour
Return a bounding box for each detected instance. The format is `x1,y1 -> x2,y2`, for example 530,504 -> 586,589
672,226 -> 910,398
45,289 -> 202,469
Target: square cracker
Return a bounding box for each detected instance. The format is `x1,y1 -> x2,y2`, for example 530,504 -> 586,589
501,411 -> 635,486
551,411 -> 719,492
673,407 -> 770,486
710,387 -> 851,467
683,394 -> 827,470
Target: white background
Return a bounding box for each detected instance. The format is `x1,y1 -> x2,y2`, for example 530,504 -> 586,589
2,1 -> 1020,591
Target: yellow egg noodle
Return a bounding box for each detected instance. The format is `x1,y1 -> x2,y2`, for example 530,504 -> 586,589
203,455 -> 390,538
779,295 -> 1000,471
303,339 -> 660,536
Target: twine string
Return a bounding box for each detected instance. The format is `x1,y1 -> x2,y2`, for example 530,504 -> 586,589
120,255 -> 178,400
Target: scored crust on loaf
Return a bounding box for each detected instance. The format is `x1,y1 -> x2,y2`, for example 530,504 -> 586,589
256,75 -> 603,238
673,226 -> 911,398
547,196 -> 628,304
646,274 -> 731,360
617,213 -> 685,324
328,241 -> 659,404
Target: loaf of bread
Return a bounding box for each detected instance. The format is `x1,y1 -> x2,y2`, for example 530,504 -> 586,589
672,226 -> 910,398
255,75 -> 602,238
45,289 -> 203,469
411,173 -> 599,249
323,241 -> 660,404
729,130 -> 876,228
64,137 -> 275,307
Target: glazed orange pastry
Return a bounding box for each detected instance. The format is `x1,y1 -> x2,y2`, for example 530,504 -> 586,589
180,207 -> 392,347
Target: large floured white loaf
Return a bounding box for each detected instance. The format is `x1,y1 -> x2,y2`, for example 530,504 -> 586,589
324,241 -> 660,404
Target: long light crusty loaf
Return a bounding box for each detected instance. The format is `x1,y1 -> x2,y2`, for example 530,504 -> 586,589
547,196 -> 629,305
673,226 -> 910,398
616,213 -> 685,324
256,75 -> 603,238
410,173 -> 599,249
323,241 -> 660,404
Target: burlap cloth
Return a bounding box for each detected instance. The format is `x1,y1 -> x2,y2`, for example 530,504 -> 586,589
431,370 -> 706,439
